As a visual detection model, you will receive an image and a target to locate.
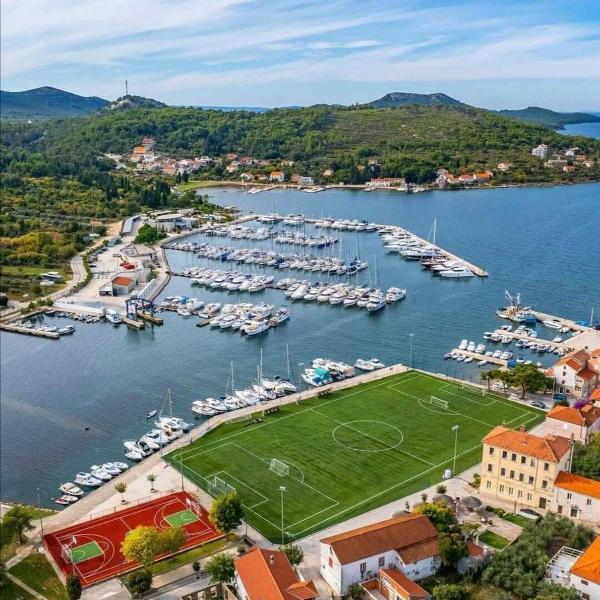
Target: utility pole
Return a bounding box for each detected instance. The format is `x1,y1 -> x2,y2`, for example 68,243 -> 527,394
279,486 -> 286,546
409,333 -> 414,368
451,425 -> 459,475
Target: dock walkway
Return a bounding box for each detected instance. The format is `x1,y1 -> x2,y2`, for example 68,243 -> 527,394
531,310 -> 590,333
492,329 -> 573,351
452,349 -> 507,367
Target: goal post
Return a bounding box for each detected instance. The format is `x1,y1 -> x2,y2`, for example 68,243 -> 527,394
61,544 -> 73,564
460,382 -> 486,396
269,458 -> 290,477
430,396 -> 449,409
207,475 -> 236,496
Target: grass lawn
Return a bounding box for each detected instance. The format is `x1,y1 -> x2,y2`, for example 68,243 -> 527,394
501,512 -> 531,528
2,577 -> 36,600
1,506 -> 56,561
9,553 -> 67,600
167,371 -> 543,542
479,530 -> 511,550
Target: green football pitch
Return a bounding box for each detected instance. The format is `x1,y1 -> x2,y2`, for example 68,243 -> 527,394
166,371 -> 544,542
70,541 -> 103,564
164,508 -> 199,528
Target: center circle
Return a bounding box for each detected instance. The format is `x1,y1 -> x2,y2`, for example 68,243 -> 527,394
332,420 -> 404,453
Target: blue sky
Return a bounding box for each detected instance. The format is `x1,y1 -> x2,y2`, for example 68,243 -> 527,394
2,0 -> 599,110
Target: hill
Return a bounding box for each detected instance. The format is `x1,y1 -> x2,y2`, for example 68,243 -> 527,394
0,86 -> 108,119
105,95 -> 168,111
367,92 -> 465,108
496,106 -> 600,129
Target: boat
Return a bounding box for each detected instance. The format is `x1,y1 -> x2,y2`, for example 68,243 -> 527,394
439,268 -> 474,278
501,335 -> 512,344
369,358 -> 385,369
59,483 -> 84,497
463,357 -> 473,364
355,358 -> 376,371
105,310 -> 122,325
90,465 -> 113,481
542,319 -> 562,330
366,298 -> 386,313
125,450 -> 145,461
477,360 -> 488,366
74,472 -> 102,487
107,461 -> 128,472
97,463 -> 121,476
243,320 -> 270,336
177,308 -> 192,317
55,495 -> 77,505
146,409 -> 157,420
467,342 -> 476,352
385,287 -> 406,302
458,339 -> 468,350
58,325 -> 76,335
157,416 -> 191,432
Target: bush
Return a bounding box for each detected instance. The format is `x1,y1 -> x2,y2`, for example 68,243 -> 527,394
66,574 -> 82,600
436,484 -> 447,494
432,583 -> 468,600
127,569 -> 152,596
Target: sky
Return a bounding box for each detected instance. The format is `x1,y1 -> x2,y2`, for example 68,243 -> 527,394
2,0 -> 600,111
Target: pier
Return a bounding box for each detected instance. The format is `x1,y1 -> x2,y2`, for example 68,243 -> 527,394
530,310 -> 590,333
137,311 -> 164,325
492,329 -> 573,351
451,348 -> 507,367
0,322 -> 60,339
121,316 -> 145,329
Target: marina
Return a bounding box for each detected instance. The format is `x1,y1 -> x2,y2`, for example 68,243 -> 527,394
1,183 -> 599,507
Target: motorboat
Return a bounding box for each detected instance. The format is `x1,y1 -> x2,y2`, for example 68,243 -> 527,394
252,385 -> 277,400
366,298 -> 386,313
96,463 -> 121,476
58,325 -> 76,335
439,268 -> 474,278
369,358 -> 385,369
90,465 -> 113,481
191,401 -> 217,417
243,320 -> 270,336
106,461 -> 128,472
56,495 -> 79,505
74,472 -> 102,487
475,344 -> 486,353
477,360 -> 488,367
205,398 -> 228,412
455,355 -> 464,362
463,357 -> 473,363
355,358 -> 376,371
501,336 -> 512,344
105,310 -> 122,325
59,483 -> 84,496
177,308 -> 192,317
467,342 -> 476,352
156,416 -> 191,432
385,287 -> 406,302
458,339 -> 468,350
125,450 -> 145,461
542,319 -> 562,329
444,352 -> 453,360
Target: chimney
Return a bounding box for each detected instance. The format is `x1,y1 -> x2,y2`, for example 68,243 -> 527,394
269,555 -> 275,566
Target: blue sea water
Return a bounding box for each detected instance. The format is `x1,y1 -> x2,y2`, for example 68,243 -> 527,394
1,183 -> 599,506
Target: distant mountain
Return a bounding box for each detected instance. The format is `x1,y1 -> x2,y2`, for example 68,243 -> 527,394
0,86 -> 109,119
367,92 -> 466,108
496,106 -> 600,129
105,95 -> 168,112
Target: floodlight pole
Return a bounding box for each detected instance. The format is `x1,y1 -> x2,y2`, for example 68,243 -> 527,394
409,333 -> 414,369
279,486 -> 286,546
452,425 -> 459,475
37,487 -> 44,537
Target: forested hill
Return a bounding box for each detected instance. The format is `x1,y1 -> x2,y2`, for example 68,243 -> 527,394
3,103 -> 599,183
367,92 -> 465,108
497,106 -> 600,129
0,87 -> 109,119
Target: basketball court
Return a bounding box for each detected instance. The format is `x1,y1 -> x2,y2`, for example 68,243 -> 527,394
44,491 -> 223,587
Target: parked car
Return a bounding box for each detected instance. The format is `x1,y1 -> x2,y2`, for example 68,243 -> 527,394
531,400 -> 547,409
553,393 -> 567,401
518,508 -> 542,521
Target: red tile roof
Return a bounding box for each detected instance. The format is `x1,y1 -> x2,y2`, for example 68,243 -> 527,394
547,404 -> 600,427
466,541 -> 485,558
320,514 -> 439,565
591,388 -> 600,401
577,367 -> 598,381
554,472 -> 600,500
112,276 -> 133,286
380,569 -> 431,599
570,537 -> 600,584
482,426 -> 571,462
235,548 -> 317,600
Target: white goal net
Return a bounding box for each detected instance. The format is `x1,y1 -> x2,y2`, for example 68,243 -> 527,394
430,396 -> 449,409
461,382 -> 486,396
269,458 -> 290,477
207,475 -> 236,496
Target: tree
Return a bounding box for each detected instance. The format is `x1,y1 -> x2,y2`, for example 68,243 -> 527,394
121,526 -> 162,567
347,583 -> 366,600
282,544 -> 304,566
209,491 -> 244,534
114,481 -> 127,504
534,581 -> 579,600
436,484 -> 447,494
413,502 -> 456,532
421,493 -> 428,502
127,569 -> 153,596
205,553 -> 235,584
480,370 -> 494,391
511,364 -> 548,398
3,505 -> 35,544
0,560 -> 6,591
159,526 -> 185,558
66,574 -> 82,600
192,560 -> 201,580
432,584 -> 468,600
134,224 -> 166,245
438,532 -> 467,568
147,473 -> 157,492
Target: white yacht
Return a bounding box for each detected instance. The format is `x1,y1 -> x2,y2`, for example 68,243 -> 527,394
90,465 -> 113,481
354,358 -> 376,371
439,268 -> 474,278
243,320 -> 270,336
59,483 -> 84,496
385,287 -> 406,302
105,310 -> 122,324
458,339 -> 469,350
74,472 -> 102,487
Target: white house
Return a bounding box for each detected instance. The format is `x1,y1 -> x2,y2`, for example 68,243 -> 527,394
546,348 -> 600,399
298,176 -> 314,186
152,213 -> 196,233
568,537 -> 600,599
553,472 -> 600,525
319,514 -> 440,596
365,177 -> 406,189
545,404 -> 600,444
532,144 -> 549,158
269,170 -> 286,182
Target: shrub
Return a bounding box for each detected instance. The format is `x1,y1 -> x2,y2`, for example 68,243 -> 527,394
127,569 -> 152,596
436,484 -> 447,494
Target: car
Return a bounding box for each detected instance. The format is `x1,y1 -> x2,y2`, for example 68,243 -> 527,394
517,508 -> 543,521
531,400 -> 547,409
553,393 -> 567,401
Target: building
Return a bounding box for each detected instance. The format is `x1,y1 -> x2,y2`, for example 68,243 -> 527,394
361,569 -> 431,600
553,471 -> 600,524
481,426 -> 572,510
547,348 -> 600,399
569,537 -> 600,599
269,171 -> 286,182
240,172 -> 254,182
592,389 -> 600,408
226,163 -> 239,173
473,171 -> 493,182
532,144 -> 549,158
545,404 -> 600,444
152,213 -> 196,233
497,162 -> 512,172
365,178 -> 406,189
111,275 -> 135,296
322,168 -> 333,177
563,165 -> 576,173
320,514 -> 440,596
235,548 -> 317,600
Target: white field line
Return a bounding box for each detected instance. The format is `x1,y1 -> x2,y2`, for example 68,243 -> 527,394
208,470 -> 270,509
438,383 -> 497,407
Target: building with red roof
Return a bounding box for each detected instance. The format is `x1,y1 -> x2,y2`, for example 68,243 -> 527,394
547,348 -> 600,399
545,403 -> 600,443
552,471 -> 600,525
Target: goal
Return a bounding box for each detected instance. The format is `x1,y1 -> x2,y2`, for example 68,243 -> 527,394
60,536 -> 77,564
460,382 -> 486,396
429,396 -> 449,409
207,475 -> 236,496
269,458 -> 290,477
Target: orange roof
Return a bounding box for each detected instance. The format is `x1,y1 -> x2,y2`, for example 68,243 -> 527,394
320,514 -> 438,565
466,541 -> 485,558
112,276 -> 133,286
547,404 -> 600,427
556,349 -> 590,371
482,426 -> 571,462
235,548 -> 316,600
571,537 -> 600,584
133,146 -> 146,154
578,367 -> 598,381
380,569 -> 431,600
591,388 -> 600,401
554,472 -> 600,500
270,171 -> 284,176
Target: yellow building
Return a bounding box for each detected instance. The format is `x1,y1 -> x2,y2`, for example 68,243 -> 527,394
481,426 -> 572,510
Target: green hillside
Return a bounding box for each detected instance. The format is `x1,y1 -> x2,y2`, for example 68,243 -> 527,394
497,106 -> 600,129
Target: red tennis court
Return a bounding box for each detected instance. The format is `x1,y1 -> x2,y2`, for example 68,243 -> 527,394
44,491 -> 223,586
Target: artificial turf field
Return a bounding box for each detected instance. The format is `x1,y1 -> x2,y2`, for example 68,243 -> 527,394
167,371 -> 544,542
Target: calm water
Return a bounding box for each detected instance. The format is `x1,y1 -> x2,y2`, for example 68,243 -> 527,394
559,120 -> 600,139
1,183 -> 599,506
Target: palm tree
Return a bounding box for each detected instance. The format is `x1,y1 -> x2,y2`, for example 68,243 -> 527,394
115,482 -> 127,504
147,473 -> 157,493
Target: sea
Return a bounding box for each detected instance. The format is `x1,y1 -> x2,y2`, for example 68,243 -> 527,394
1,183 -> 599,507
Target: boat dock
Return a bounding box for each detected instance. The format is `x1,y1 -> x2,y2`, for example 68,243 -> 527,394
0,322 -> 60,339
530,310 -> 590,333
137,311 -> 163,325
492,329 -> 573,351
452,348 -> 507,367
121,316 -> 145,329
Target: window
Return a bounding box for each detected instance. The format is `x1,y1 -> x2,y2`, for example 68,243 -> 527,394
530,459 -> 535,467
500,468 -> 506,476
529,476 -> 534,484
544,463 -> 549,471
542,480 -> 548,489
586,498 -> 592,506
527,493 -> 532,501
360,562 -> 366,574
570,507 -> 578,517
518,490 -> 523,498
329,557 -> 333,568
509,470 -> 515,479
508,487 -> 513,496
502,451 -> 507,458
378,557 -> 385,567
557,505 -> 563,514
489,447 -> 494,455
499,484 -> 505,493
521,456 -> 526,464
511,453 -> 516,461
486,481 -> 492,489
567,493 -> 572,500
487,464 -> 493,472
519,473 -> 524,482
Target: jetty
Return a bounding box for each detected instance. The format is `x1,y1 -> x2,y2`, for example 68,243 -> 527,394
451,348 -> 507,367
492,329 -> 573,351
0,322 -> 60,339
121,315 -> 145,329
531,310 -> 590,333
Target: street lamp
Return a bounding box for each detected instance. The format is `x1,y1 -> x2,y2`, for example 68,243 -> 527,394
279,486 -> 286,546
451,425 -> 459,475
409,334 -> 414,368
